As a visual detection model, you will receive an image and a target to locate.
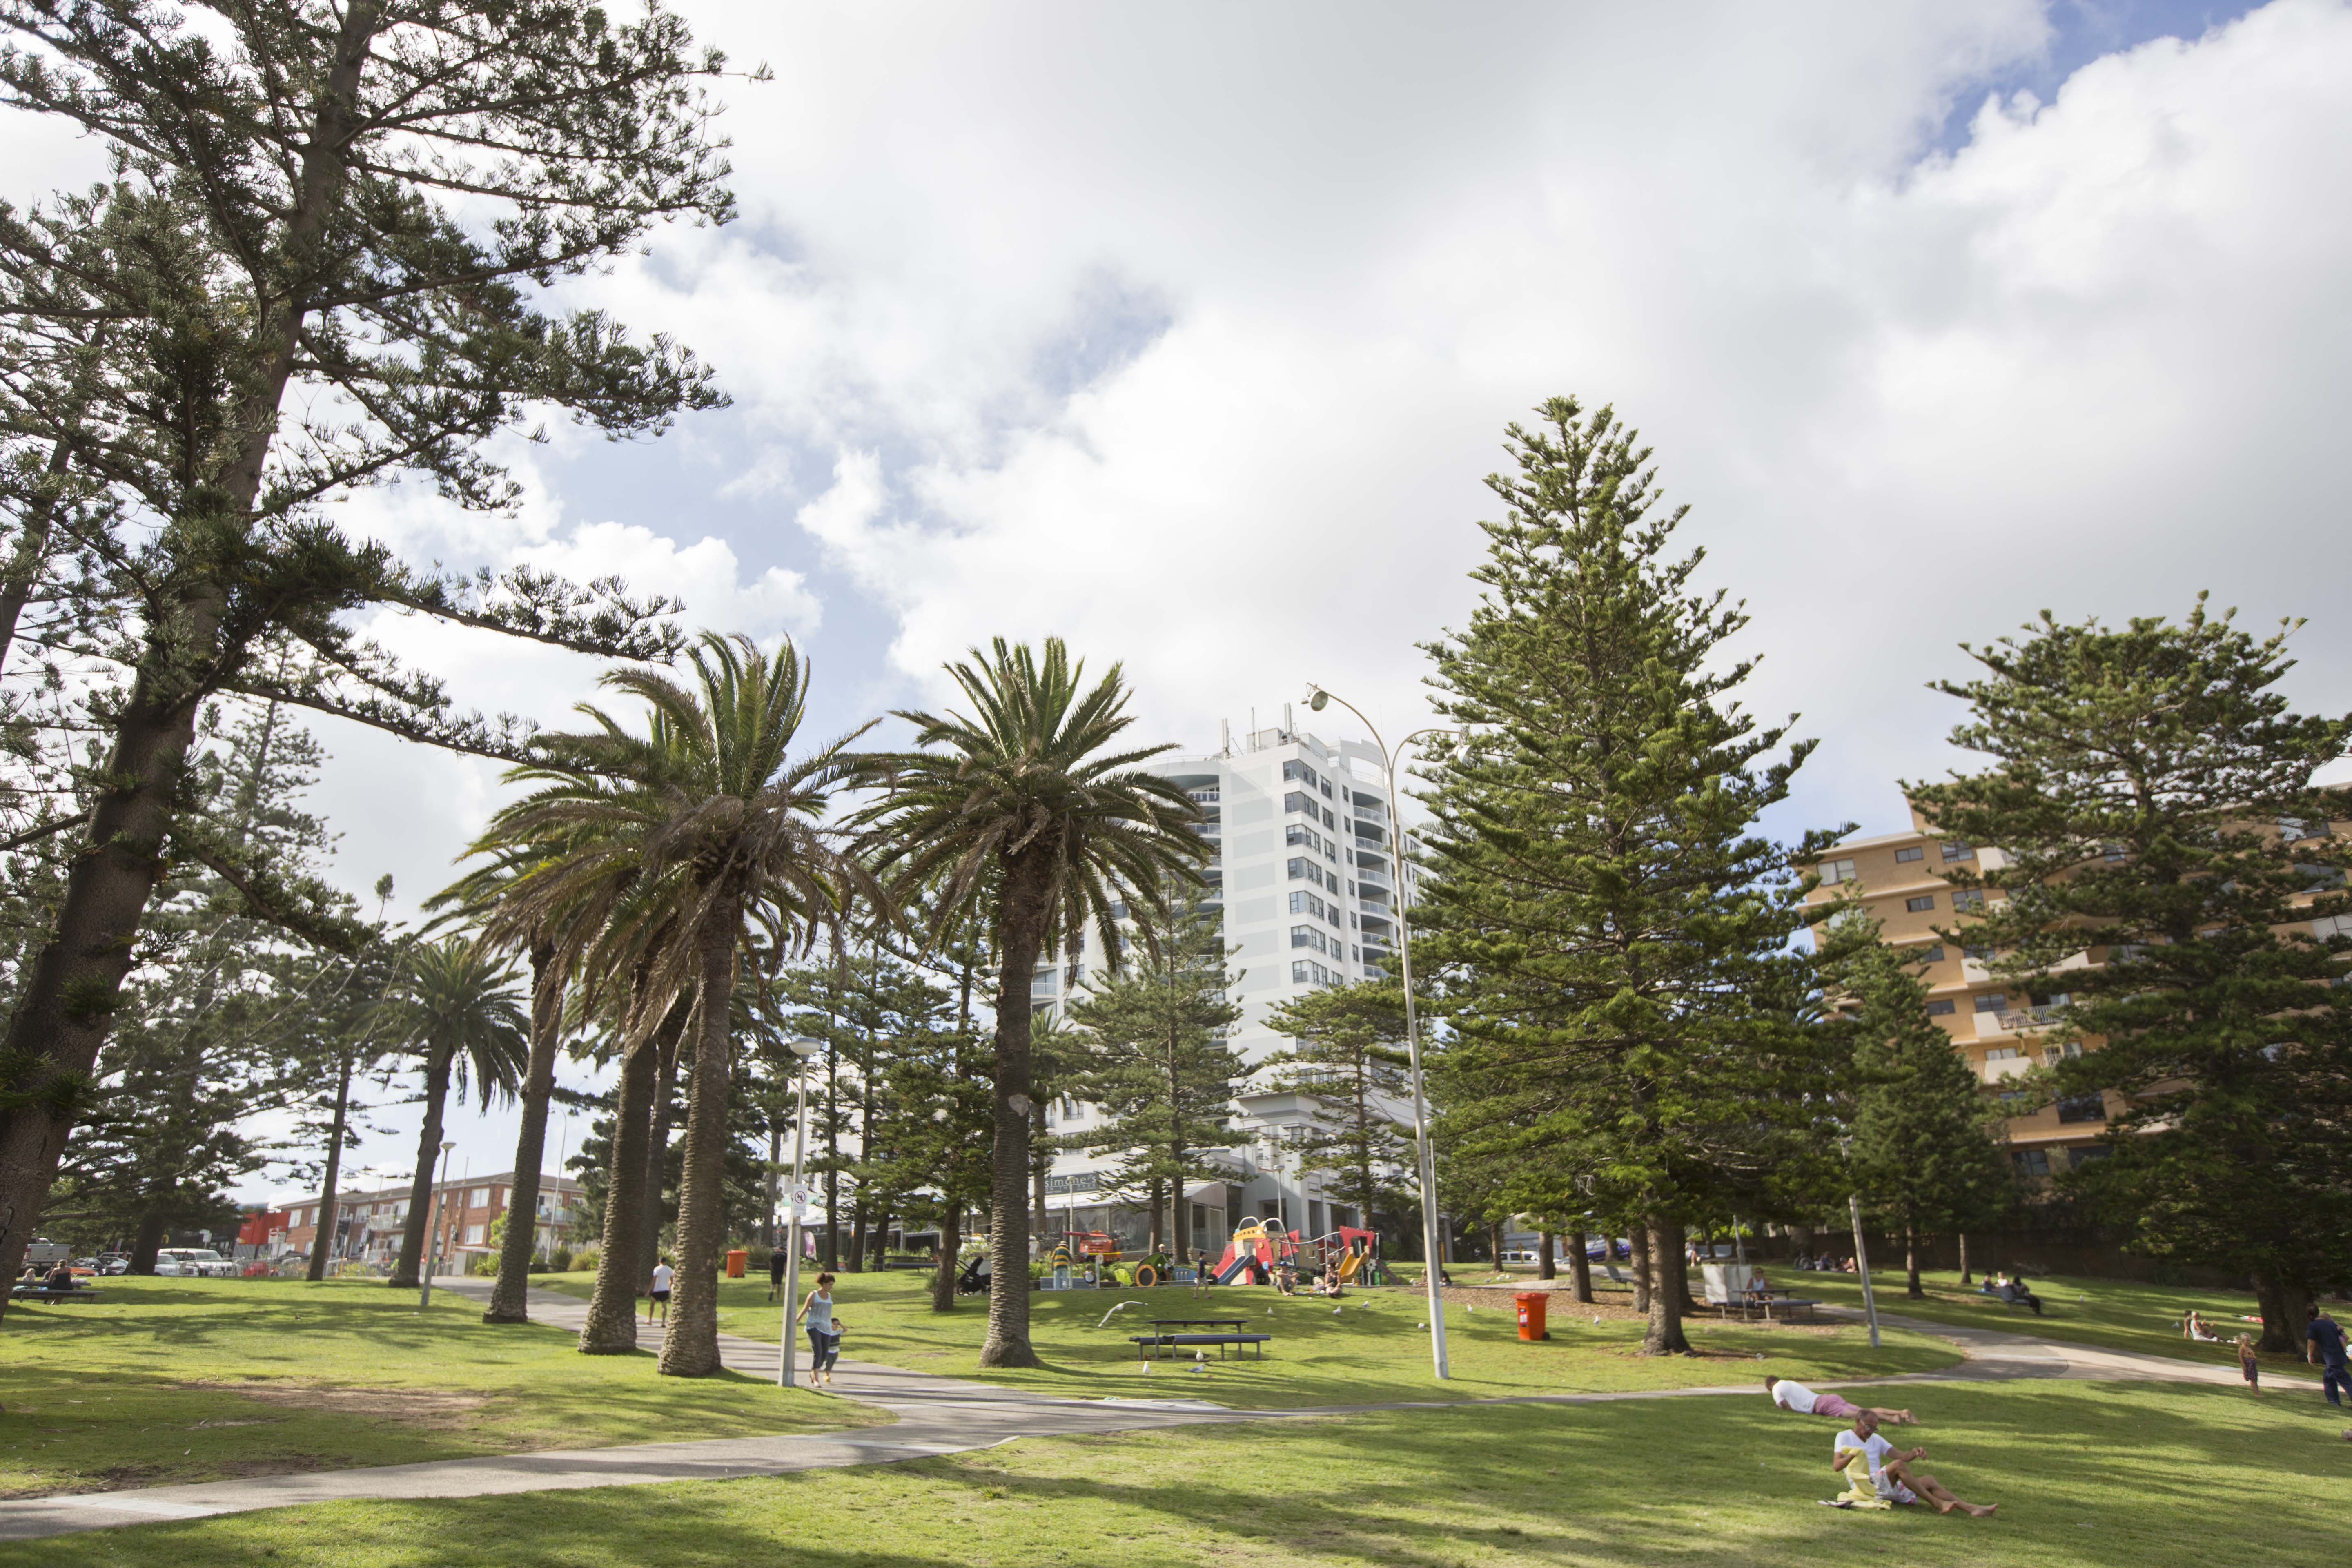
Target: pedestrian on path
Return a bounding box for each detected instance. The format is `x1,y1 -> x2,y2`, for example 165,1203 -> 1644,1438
2237,1333 -> 2261,1394
648,1257 -> 673,1324
2307,1306 -> 2349,1408
795,1271 -> 843,1389
768,1247 -> 788,1303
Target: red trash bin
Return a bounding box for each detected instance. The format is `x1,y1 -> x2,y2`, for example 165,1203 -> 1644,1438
1516,1290 -> 1550,1341
725,1249 -> 748,1279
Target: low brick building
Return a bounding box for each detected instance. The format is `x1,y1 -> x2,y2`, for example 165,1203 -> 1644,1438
280,1170 -> 584,1272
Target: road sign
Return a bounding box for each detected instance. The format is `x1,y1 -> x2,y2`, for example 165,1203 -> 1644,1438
790,1185 -> 810,1220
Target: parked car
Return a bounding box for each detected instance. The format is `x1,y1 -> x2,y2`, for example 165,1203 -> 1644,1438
95,1253 -> 131,1275
153,1247 -> 237,1278
1584,1236 -> 1633,1262
1498,1249 -> 1542,1266
22,1236 -> 70,1268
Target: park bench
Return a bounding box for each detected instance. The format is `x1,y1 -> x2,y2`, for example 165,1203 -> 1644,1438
1130,1317 -> 1269,1363
9,1286 -> 99,1303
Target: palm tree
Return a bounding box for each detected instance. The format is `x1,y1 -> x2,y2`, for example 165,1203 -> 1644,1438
490,633 -> 876,1374
382,938 -> 531,1289
854,637 -> 1207,1367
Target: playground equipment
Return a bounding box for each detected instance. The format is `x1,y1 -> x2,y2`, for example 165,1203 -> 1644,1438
1208,1222 -> 1384,1287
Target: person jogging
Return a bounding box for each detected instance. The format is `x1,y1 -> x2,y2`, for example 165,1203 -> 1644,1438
795,1272 -> 843,1389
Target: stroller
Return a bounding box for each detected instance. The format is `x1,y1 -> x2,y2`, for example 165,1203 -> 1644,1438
956,1252 -> 990,1296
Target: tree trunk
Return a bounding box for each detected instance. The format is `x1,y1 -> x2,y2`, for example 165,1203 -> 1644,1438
979,853 -> 1054,1369
822,1040 -> 841,1269
637,1007 -> 684,1292
1488,1218 -> 1506,1270
578,1041 -> 657,1354
659,913 -> 738,1377
1032,1104 -> 1050,1246
486,942 -> 565,1323
130,1207 -> 168,1276
1567,1227 -> 1594,1303
306,1049 -> 355,1282
1904,1225 -> 1924,1300
2251,1269 -> 2310,1356
1630,1227 -> 1651,1314
1957,1231 -> 1971,1285
1147,1178 -> 1165,1255
1642,1216 -> 1691,1354
870,1208 -> 891,1271
1538,1229 -> 1556,1280
0,0 -> 382,1316
388,1048 -> 453,1289
932,1200 -> 962,1312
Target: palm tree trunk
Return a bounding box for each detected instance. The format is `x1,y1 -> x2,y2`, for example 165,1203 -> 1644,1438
659,913 -> 738,1377
486,942 -> 566,1323
306,1049 -> 355,1282
637,1002 -> 686,1290
388,1048 -> 454,1289
578,1040 -> 658,1354
1568,1228 -> 1594,1303
979,856 -> 1053,1369
1641,1215 -> 1691,1354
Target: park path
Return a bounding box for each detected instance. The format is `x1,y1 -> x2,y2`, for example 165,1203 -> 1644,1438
0,1280 -> 2255,1542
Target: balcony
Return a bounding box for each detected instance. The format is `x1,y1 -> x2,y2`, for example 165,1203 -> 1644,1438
1188,788 -> 1221,804
1993,1007 -> 2061,1032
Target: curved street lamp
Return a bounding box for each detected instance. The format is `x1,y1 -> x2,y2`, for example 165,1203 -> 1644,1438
1307,684 -> 1458,1380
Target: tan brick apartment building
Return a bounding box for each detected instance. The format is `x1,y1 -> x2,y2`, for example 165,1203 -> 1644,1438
1803,803 -> 2351,1182
281,1170 -> 584,1271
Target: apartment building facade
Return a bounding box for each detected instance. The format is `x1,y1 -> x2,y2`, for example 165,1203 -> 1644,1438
280,1170 -> 585,1271
1037,713 -> 1419,1256
1805,802 -> 2352,1182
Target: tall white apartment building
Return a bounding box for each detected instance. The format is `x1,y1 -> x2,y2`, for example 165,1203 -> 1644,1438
1036,711 -> 1420,1259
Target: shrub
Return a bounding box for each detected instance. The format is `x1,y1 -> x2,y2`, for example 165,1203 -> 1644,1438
571,1243 -> 600,1276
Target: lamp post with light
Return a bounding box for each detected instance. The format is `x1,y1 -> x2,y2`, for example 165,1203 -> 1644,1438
419,1139 -> 454,1311
1305,684 -> 1458,1381
777,1037 -> 823,1388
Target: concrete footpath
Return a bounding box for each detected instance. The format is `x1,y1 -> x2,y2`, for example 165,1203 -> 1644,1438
0,1281 -> 2260,1542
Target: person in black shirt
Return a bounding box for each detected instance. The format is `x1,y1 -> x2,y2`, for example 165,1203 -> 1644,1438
2308,1306 -> 2350,1408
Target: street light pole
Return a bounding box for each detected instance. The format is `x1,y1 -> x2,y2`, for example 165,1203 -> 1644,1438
419,1139 -> 454,1312
1307,684 -> 1456,1381
777,1038 -> 821,1388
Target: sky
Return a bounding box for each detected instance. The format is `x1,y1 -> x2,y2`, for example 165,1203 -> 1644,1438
10,0 -> 2350,1207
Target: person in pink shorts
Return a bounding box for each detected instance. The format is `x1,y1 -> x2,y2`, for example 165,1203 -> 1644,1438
1765,1374 -> 1914,1425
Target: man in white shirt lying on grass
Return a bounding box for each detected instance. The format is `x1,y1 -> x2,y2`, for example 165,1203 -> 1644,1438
1765,1374 -> 1913,1425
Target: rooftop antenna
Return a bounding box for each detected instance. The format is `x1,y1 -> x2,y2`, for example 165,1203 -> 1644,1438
1249,707 -> 1257,750
1283,701 -> 1294,737
1220,718 -> 1234,756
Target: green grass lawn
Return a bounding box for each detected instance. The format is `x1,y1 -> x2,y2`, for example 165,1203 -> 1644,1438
24,1377 -> 2349,1568
537,1266 -> 1960,1407
1788,1267 -> 2328,1381
0,1277 -> 874,1498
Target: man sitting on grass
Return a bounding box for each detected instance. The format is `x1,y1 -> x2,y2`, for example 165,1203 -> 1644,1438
1833,1412 -> 1998,1517
1766,1375 -> 1914,1426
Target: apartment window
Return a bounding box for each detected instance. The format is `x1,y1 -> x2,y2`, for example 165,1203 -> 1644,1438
1320,780 -> 1333,798
1895,846 -> 1924,863
1291,959 -> 1335,986
2313,914 -> 2352,943
1953,889 -> 1986,912
1905,895 -> 1935,913
1289,891 -> 1329,921
2011,1149 -> 2051,1178
2056,1095 -> 2105,1125
2069,1145 -> 2113,1166
1286,823 -> 1317,850
1818,858 -> 1858,885
1283,760 -> 1320,788
1322,807 -> 1337,829
1974,993 -> 2007,1013
2103,842 -> 2127,862
1941,840 -> 1973,862
1285,791 -> 1313,815
1984,1046 -> 2020,1062
1917,944 -> 1946,963
1288,856 -> 1309,881
469,1187 -> 490,1209
2280,815 -> 2329,843
1925,998 -> 1956,1016
1964,944 -> 1993,960
1291,925 -> 1330,954
1998,1091 -> 2034,1109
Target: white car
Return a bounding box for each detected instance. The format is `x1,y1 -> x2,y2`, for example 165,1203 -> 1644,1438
153,1247 -> 237,1278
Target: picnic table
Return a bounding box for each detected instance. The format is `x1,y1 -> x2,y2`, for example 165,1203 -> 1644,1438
1129,1317 -> 1269,1363
1720,1288 -> 1822,1323
10,1285 -> 100,1303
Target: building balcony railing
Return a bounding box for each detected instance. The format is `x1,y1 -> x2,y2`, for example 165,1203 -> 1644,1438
1993,1007 -> 2062,1032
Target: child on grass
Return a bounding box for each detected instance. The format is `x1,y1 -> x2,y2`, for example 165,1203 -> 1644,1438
2237,1333 -> 2261,1394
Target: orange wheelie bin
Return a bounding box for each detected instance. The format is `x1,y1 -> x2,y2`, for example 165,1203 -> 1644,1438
1516,1290 -> 1550,1341
725,1249 -> 748,1278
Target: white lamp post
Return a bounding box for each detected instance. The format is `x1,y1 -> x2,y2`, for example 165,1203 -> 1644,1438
777,1037 -> 822,1388
1307,684 -> 1458,1380
419,1139 -> 454,1311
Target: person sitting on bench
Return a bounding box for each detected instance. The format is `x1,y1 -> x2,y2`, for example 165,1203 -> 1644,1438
43,1263 -> 78,1292
1997,1278 -> 2042,1314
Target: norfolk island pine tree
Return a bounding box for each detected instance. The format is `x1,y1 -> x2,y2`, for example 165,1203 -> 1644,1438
1415,396 -> 1844,1355
0,0 -> 741,1300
